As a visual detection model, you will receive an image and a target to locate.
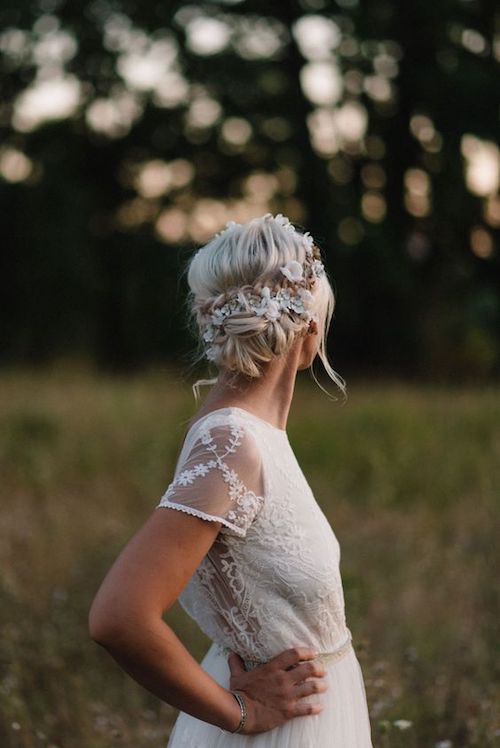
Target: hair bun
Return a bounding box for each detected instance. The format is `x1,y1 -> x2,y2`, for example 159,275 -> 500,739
186,214 -> 345,398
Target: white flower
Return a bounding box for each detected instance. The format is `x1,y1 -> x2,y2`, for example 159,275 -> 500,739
253,301 -> 268,317
177,468 -> 196,486
290,297 -> 305,313
298,288 -> 314,304
202,327 -> 215,342
210,308 -> 226,326
263,300 -> 281,320
273,213 -> 294,231
280,260 -> 304,282
276,288 -> 292,310
311,259 -> 325,277
303,232 -> 314,253
260,286 -> 271,300
289,287 -> 313,314
393,719 -> 413,730
252,288 -> 281,321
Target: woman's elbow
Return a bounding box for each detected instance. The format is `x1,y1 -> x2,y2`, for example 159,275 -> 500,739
88,598 -> 125,647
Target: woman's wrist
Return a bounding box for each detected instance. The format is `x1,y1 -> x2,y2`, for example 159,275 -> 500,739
229,690 -> 247,733
218,688 -> 248,733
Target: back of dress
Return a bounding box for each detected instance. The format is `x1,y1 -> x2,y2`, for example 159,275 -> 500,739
159,406 -> 373,747
157,407 -> 351,664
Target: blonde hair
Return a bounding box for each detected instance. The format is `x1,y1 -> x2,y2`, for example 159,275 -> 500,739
181,215 -> 346,402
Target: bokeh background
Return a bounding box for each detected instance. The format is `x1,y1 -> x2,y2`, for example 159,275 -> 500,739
0,1 -> 499,746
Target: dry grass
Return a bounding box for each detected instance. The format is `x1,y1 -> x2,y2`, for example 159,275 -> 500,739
0,364 -> 498,747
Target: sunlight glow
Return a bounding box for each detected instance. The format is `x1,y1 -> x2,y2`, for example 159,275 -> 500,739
12,74 -> 82,131
373,53 -> 398,78
0,147 -> 33,182
292,15 -> 341,60
221,117 -> 252,146
308,108 -> 340,155
300,62 -> 343,106
243,172 -> 279,201
410,114 -> 435,142
154,190 -> 293,245
233,17 -> 286,59
135,160 -> 173,198
117,37 -> 178,92
361,191 -> 386,222
338,216 -> 364,245
461,28 -> 487,55
461,135 -> 499,197
363,75 -> 392,102
404,168 -> 432,217
33,28 -> 77,67
335,101 -> 368,141
470,226 -> 494,259
361,163 -> 386,190
86,90 -> 142,138
116,198 -> 157,230
186,17 -> 232,56
155,208 -> 189,243
308,101 -> 368,157
153,73 -> 190,108
0,27 -> 31,61
186,94 -> 222,129
483,195 -> 500,228
132,158 -> 194,198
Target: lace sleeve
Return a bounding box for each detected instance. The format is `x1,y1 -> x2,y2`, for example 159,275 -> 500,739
156,417 -> 265,538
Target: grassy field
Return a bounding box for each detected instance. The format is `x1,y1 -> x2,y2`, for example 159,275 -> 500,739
0,365 -> 498,748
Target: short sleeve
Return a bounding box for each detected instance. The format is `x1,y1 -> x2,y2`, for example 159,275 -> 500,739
156,416 -> 265,538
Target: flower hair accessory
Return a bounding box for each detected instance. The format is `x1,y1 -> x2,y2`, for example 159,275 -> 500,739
199,213 -> 326,362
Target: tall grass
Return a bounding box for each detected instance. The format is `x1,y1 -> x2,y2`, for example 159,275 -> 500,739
0,365 -> 498,747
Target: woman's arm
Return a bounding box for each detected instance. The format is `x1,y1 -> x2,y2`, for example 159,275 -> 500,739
89,509 -> 327,735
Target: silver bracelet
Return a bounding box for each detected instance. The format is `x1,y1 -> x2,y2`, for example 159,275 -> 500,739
229,690 -> 247,734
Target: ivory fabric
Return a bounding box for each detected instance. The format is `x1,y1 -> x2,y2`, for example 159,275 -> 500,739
157,406 -> 373,747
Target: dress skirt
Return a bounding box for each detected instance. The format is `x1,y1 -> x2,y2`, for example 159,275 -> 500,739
166,639 -> 373,747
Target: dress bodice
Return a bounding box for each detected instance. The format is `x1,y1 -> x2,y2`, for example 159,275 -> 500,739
157,406 -> 351,662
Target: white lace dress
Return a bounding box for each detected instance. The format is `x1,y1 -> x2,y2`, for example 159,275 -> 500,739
157,406 -> 373,747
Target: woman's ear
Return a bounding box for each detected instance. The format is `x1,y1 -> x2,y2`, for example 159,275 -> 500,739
308,319 -> 319,335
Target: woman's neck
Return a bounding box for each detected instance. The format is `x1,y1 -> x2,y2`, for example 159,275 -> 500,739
195,343 -> 302,432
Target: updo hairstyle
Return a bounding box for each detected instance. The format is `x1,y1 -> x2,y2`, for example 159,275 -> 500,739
182,214 -> 346,401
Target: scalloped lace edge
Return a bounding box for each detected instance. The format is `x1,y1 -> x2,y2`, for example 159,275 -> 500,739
156,499 -> 246,537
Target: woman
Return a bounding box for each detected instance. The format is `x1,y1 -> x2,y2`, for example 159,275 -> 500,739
89,213 -> 373,746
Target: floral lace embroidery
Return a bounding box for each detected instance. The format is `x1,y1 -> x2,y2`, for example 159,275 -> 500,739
159,419 -> 264,536
158,411 -> 352,666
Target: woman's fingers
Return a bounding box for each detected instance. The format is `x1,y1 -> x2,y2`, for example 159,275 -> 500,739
293,677 -> 328,699
227,651 -> 246,676
287,658 -> 326,684
292,700 -> 325,717
270,646 -> 318,672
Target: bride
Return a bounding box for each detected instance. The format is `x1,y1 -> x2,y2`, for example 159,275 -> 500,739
89,213 -> 373,746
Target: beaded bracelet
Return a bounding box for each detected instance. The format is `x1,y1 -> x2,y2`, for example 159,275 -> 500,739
230,690 -> 247,734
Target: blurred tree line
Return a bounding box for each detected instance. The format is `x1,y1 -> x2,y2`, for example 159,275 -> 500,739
0,0 -> 499,380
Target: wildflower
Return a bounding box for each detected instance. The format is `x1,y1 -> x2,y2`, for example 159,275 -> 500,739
393,719 -> 413,730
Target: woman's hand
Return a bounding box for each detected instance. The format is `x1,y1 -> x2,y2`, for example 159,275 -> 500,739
227,646 -> 327,734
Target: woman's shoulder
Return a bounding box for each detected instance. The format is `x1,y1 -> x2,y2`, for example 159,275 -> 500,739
178,407 -> 262,462
187,405 -> 288,439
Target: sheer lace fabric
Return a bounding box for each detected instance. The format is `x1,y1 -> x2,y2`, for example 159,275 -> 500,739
157,407 -> 373,746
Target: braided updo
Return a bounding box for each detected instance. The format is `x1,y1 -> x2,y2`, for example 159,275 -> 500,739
183,214 -> 346,400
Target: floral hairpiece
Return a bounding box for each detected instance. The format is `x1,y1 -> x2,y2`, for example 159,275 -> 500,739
199,213 -> 325,362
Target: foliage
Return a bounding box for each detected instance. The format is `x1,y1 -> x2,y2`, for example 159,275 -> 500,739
0,366 -> 498,746
0,1 -> 499,378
